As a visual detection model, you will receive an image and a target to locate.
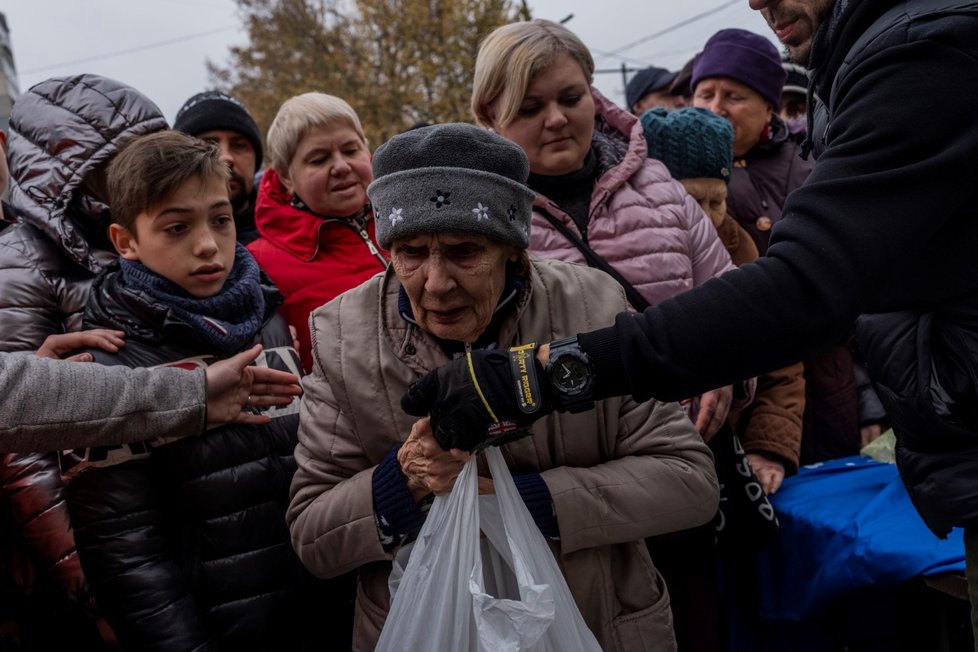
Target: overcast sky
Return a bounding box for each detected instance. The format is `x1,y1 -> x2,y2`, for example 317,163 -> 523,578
3,0 -> 777,125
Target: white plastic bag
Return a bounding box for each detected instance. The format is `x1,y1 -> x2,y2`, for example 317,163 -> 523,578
376,447 -> 600,652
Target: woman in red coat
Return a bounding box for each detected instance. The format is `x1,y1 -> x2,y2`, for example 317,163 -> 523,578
248,93 -> 388,371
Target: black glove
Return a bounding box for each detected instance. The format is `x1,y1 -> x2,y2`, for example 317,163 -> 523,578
401,346 -> 555,451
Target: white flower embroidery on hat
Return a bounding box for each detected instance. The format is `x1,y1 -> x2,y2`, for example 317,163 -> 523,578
472,203 -> 490,221
388,208 -> 404,226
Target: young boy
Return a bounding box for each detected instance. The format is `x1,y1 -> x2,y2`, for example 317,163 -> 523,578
61,131 -> 353,651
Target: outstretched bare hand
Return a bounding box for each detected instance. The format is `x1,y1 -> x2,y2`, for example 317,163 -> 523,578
205,345 -> 302,426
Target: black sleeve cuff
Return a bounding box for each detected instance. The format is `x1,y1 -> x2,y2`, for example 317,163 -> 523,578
577,325 -> 633,401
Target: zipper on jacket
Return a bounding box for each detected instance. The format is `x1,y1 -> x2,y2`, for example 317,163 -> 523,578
296,199 -> 388,267
350,214 -> 388,268
312,214 -> 388,268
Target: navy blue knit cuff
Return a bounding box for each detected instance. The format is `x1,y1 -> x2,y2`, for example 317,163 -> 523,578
513,473 -> 559,540
372,445 -> 426,546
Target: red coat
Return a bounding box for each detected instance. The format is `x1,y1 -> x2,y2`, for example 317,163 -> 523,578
248,169 -> 388,371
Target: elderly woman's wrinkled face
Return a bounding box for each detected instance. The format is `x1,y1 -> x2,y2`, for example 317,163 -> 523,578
391,232 -> 517,343
680,178 -> 728,228
693,78 -> 773,157
494,52 -> 595,177
281,124 -> 372,218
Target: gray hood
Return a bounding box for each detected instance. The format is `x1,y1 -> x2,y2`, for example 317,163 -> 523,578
6,74 -> 167,272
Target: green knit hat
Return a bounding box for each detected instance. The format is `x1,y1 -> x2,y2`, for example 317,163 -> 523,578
641,107 -> 734,183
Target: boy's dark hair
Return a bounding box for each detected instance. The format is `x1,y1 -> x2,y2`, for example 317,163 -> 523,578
107,130 -> 230,232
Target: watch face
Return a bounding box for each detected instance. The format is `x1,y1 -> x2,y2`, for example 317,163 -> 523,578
553,355 -> 590,394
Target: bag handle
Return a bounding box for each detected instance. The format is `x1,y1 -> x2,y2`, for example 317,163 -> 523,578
537,209 -> 651,311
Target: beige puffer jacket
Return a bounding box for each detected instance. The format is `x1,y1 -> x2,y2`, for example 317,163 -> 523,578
288,258 -> 719,651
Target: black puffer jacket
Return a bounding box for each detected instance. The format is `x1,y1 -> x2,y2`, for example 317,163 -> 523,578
0,73 -> 167,350
0,74 -> 166,626
63,265 -> 345,651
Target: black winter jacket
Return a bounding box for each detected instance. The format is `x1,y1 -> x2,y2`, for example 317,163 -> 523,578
0,74 -> 167,619
578,0 -> 978,537
726,115 -> 813,257
63,265 -> 340,651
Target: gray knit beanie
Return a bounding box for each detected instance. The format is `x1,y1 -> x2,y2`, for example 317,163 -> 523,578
642,107 -> 734,183
368,123 -> 535,250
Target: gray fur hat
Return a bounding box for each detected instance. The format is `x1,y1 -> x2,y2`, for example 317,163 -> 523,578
368,123 -> 535,250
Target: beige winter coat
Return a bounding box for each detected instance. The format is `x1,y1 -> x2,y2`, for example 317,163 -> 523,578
287,258 -> 719,651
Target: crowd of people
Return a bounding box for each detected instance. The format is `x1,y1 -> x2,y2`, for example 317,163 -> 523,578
1,0 -> 977,649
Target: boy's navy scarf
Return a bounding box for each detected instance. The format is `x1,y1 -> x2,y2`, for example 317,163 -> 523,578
119,243 -> 266,355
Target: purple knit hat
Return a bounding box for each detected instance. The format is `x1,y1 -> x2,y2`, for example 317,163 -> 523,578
691,28 -> 786,108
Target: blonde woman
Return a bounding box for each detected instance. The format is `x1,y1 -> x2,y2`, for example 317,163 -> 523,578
471,19 -> 739,442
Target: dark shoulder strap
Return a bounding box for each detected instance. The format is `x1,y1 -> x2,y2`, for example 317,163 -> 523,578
537,209 -> 651,312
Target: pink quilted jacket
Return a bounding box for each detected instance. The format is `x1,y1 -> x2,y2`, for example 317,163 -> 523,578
529,90 -> 735,307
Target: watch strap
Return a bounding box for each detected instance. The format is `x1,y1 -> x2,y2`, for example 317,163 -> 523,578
509,342 -> 544,415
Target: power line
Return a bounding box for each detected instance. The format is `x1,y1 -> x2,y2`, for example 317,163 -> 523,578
21,26 -> 238,76
597,0 -> 741,60
590,47 -> 656,68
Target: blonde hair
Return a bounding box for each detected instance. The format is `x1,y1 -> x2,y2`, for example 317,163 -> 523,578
471,19 -> 594,129
266,93 -> 368,174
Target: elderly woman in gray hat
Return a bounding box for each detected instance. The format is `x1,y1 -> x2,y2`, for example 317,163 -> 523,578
286,123 -> 718,652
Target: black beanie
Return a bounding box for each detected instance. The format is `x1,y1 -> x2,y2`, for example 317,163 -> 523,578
174,91 -> 263,168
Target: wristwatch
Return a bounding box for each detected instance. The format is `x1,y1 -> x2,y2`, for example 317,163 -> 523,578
546,336 -> 595,413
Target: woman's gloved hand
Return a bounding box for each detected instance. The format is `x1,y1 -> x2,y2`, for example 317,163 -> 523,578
401,348 -> 554,451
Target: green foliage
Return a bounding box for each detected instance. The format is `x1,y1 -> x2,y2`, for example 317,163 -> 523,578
209,0 -> 525,149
